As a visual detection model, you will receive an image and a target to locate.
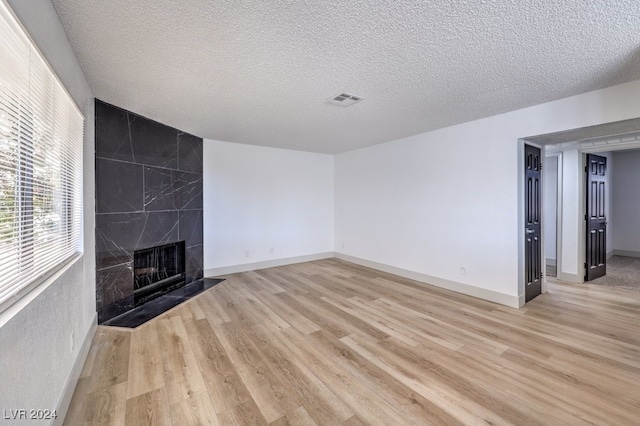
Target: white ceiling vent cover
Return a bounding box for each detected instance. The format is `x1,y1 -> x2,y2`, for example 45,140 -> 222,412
326,93 -> 364,107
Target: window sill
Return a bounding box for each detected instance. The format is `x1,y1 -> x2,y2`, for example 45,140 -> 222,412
0,253 -> 84,328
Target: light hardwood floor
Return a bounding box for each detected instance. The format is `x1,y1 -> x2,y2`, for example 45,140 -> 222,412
65,259 -> 640,425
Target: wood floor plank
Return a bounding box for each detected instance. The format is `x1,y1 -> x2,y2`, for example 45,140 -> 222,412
233,286 -> 292,332
216,399 -> 267,426
65,258 -> 640,425
126,321 -> 165,398
292,292 -> 390,340
349,295 -> 463,350
305,329 -> 463,426
195,290 -> 232,325
169,391 -> 220,426
341,333 -> 514,425
250,290 -> 321,335
213,320 -> 294,422
243,270 -> 286,294
156,316 -> 208,405
276,292 -> 351,338
376,296 -> 509,354
248,323 -> 354,424
276,327 -> 412,425
87,382 -> 128,425
65,381 -> 128,425
166,296 -> 206,322
321,295 -> 421,346
183,317 -> 253,415
268,406 -> 316,426
86,327 -> 131,394
124,388 -> 172,426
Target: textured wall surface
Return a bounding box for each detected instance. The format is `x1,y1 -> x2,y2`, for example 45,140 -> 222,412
0,0 -> 96,420
95,100 -> 203,323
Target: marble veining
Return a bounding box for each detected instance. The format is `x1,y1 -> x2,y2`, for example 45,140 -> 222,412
95,99 -> 134,162
178,131 -> 203,174
129,112 -> 178,169
144,166 -> 175,211
95,100 -> 203,323
173,171 -> 203,210
185,245 -> 204,285
96,263 -> 133,307
179,210 -> 203,248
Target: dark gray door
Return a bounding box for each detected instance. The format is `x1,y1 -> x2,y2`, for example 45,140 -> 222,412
525,144 -> 542,302
585,154 -> 607,281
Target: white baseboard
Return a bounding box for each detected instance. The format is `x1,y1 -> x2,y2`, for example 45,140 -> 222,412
557,271 -> 582,283
54,314 -> 97,426
334,253 -> 520,309
518,294 -> 526,308
612,249 -> 640,258
204,252 -> 334,277
546,258 -> 557,266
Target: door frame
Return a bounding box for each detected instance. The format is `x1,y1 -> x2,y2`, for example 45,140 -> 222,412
544,151 -> 563,282
553,143 -> 640,284
535,148 -> 589,285
519,118 -> 640,304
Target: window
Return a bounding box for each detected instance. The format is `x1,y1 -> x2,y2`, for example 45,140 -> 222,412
0,1 -> 84,313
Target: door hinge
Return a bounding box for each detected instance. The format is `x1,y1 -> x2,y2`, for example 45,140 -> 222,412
584,214 -> 587,221
584,262 -> 587,269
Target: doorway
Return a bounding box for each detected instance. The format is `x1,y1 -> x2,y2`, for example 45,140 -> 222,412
586,149 -> 640,291
520,116 -> 640,304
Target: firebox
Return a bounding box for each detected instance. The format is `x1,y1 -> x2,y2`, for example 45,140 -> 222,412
133,241 -> 186,306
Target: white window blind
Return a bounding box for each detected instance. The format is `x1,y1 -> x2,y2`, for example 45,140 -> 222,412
0,1 -> 84,312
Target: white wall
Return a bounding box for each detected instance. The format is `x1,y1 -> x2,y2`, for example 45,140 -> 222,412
335,79 -> 640,305
557,150 -> 613,281
544,156 -> 558,263
0,0 -> 96,422
558,149 -> 581,278
602,152 -> 614,258
203,140 -> 334,274
612,149 -> 640,256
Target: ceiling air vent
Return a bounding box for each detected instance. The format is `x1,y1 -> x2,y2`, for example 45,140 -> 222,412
326,92 -> 364,107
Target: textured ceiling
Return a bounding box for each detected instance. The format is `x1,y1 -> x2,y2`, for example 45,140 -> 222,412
51,0 -> 640,154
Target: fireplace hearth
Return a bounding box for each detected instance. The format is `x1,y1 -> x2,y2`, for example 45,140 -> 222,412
134,241 -> 185,306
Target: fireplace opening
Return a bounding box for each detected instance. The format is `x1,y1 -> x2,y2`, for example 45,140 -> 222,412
133,241 -> 186,306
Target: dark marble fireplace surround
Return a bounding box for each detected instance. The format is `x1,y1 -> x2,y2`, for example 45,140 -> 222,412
95,99 -> 203,323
